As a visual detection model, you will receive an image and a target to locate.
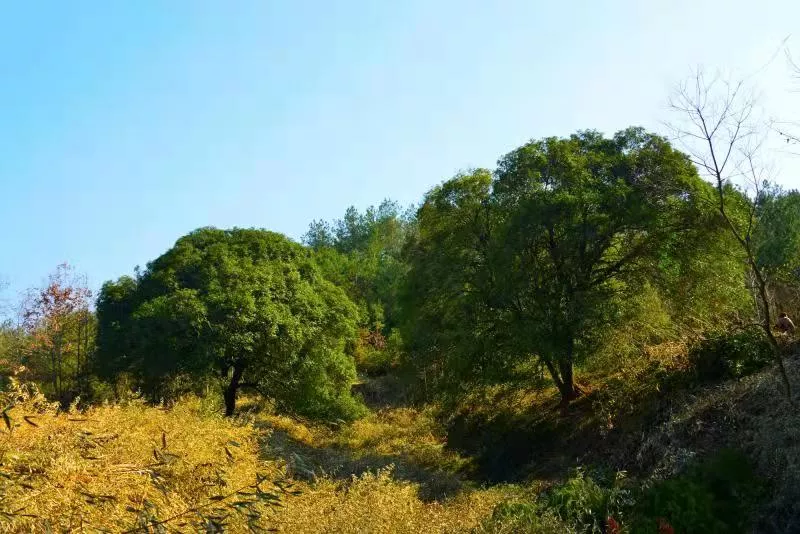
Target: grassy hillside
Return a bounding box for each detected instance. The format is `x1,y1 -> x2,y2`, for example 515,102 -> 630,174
0,378 -> 520,533
8,123 -> 800,532
1,351 -> 797,533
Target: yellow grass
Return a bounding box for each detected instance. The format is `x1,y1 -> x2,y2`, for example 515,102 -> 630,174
275,468 -> 510,533
0,381 -> 276,532
259,405 -> 471,474
0,382 -> 518,533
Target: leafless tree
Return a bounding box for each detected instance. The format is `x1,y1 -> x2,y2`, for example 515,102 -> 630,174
774,49 -> 800,146
669,69 -> 793,400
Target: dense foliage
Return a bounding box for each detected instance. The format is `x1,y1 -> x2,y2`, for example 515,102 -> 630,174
689,327 -> 774,382
483,450 -> 763,534
11,264 -> 95,405
401,128 -> 750,403
1,126 -> 784,421
94,228 -> 364,419
304,200 -> 414,373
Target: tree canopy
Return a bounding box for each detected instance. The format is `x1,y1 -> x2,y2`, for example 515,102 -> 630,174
304,200 -> 414,334
95,228 -> 363,419
402,128 -> 746,403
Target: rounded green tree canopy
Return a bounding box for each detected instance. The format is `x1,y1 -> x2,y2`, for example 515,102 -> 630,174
95,227 -> 364,420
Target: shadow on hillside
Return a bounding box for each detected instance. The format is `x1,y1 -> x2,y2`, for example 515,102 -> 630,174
257,424 -> 467,502
351,373 -> 415,411
444,397 -> 594,483
443,373 -> 693,483
630,357 -> 800,533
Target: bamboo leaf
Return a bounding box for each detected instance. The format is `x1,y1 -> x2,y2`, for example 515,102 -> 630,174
23,416 -> 39,427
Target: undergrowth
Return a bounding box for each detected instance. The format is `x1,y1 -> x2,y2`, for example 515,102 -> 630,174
480,450 -> 764,534
257,405 -> 481,504
0,381 -> 516,533
0,335 -> 793,533
0,378 -> 290,532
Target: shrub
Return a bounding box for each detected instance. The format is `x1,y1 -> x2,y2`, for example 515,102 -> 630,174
77,375 -> 117,405
355,344 -> 394,376
688,328 -> 773,382
543,468 -> 633,533
480,501 -> 567,533
629,449 -> 764,534
354,328 -> 403,376
495,451 -> 765,534
591,341 -> 692,433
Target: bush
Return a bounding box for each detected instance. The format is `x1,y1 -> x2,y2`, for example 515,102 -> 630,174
354,328 -> 403,376
481,501 -> 567,533
629,449 -> 764,534
492,451 -> 765,534
688,328 -> 773,382
77,375 -> 117,405
543,468 -> 633,533
355,345 -> 394,376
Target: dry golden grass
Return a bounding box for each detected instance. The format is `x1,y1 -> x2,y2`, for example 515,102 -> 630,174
257,403 -> 473,477
248,402 -> 525,532
325,406 -> 470,473
0,382 -> 518,533
273,467 -> 510,534
0,381 -> 284,533
256,413 -> 316,446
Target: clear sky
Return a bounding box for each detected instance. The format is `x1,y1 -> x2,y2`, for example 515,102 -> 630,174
1,0 -> 799,311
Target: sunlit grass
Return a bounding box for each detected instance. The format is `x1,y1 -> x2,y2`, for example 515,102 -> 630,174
0,382 -> 519,533
0,381 -> 276,532
276,467 -> 511,534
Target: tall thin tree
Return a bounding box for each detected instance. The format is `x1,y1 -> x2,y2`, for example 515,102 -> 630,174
670,70 -> 793,400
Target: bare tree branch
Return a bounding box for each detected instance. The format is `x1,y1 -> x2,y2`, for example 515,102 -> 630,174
669,68 -> 794,403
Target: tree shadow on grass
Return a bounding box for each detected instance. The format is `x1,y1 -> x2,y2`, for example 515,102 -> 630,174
257,423 -> 468,502
351,373 -> 415,411
443,369 -> 698,484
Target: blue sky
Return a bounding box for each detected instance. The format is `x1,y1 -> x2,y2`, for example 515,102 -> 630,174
1,0 -> 799,310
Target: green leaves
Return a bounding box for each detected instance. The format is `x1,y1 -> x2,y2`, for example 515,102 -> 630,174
95,228 -> 363,421
304,200 -> 414,334
754,189 -> 800,280
402,128 -> 734,403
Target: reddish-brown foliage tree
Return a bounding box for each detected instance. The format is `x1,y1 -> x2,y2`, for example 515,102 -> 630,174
21,264 -> 93,402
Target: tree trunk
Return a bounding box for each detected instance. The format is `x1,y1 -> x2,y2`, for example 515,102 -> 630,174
711,164 -> 793,402
542,349 -> 580,406
751,262 -> 793,400
557,363 -> 579,404
77,323 -> 82,378
224,364 -> 244,417
51,338 -> 60,399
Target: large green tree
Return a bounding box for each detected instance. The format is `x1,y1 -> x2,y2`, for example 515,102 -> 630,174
755,190 -> 800,279
400,170 -> 498,399
753,189 -> 800,316
404,128 -> 733,404
493,129 -> 724,402
95,228 -> 363,419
